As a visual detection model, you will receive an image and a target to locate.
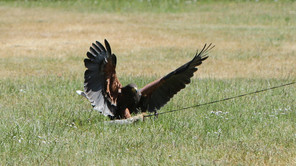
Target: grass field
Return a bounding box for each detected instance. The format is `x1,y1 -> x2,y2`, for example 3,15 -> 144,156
1,0 -> 296,165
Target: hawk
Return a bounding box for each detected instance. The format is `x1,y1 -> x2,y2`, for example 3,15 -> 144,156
77,39 -> 214,119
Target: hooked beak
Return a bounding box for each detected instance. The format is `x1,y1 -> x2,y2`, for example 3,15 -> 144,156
132,87 -> 138,93
132,87 -> 141,96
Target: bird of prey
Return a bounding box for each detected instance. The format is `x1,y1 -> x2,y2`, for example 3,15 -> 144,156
78,39 -> 214,120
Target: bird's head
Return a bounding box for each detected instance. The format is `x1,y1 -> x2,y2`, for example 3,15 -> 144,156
127,83 -> 140,94
124,83 -> 141,102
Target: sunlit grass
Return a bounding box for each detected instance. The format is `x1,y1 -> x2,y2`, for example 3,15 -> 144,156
1,0 -> 296,165
1,76 -> 295,165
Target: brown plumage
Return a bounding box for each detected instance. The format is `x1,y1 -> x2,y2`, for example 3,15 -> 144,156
81,39 -> 214,119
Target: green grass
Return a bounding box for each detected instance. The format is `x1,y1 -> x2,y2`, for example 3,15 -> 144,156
1,76 -> 295,165
2,0 -> 296,13
1,0 -> 296,165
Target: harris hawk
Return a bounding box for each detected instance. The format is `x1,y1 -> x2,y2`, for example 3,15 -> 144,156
78,39 -> 214,120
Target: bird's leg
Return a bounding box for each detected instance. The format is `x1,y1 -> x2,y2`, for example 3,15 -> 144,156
122,108 -> 131,119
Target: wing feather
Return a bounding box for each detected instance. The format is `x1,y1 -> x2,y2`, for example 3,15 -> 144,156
95,41 -> 106,52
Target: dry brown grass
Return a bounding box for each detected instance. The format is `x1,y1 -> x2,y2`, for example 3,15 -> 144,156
1,3 -> 295,79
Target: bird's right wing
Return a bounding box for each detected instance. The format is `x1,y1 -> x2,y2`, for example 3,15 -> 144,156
83,39 -> 122,117
139,44 -> 214,112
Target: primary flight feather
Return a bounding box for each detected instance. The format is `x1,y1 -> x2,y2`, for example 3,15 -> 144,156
80,39 -> 214,119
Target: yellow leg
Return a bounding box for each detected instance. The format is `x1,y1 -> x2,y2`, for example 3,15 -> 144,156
123,108 -> 131,119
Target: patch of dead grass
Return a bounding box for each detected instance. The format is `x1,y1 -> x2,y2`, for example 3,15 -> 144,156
0,5 -> 295,79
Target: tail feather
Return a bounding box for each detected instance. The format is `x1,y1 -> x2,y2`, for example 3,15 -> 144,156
76,90 -> 87,98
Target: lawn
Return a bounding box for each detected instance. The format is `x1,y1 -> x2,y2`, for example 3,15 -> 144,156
0,0 -> 296,165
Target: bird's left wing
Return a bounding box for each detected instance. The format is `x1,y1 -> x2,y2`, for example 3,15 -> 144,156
139,44 -> 214,112
84,39 -> 122,117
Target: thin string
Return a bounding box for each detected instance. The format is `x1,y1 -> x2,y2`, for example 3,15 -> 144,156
144,81 -> 296,118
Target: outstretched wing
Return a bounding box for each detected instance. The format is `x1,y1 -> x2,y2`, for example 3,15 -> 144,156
139,43 -> 214,112
84,39 -> 122,117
